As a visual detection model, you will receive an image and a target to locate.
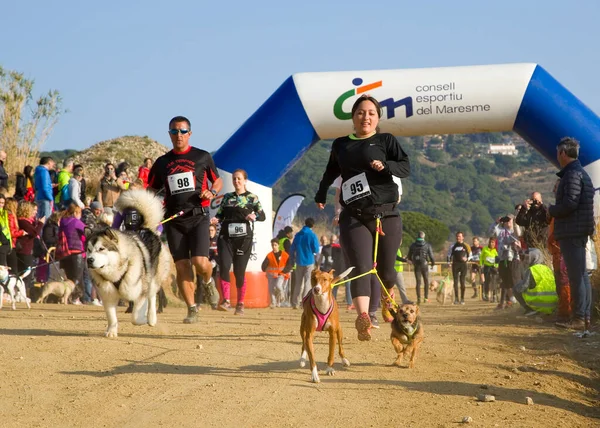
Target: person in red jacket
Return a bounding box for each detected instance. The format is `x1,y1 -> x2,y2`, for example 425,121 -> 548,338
16,201 -> 45,295
262,239 -> 291,308
137,158 -> 153,188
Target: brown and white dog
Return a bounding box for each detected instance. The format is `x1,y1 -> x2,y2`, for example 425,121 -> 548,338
390,303 -> 424,368
0,266 -> 31,310
36,279 -> 76,304
299,267 -> 353,383
429,277 -> 453,305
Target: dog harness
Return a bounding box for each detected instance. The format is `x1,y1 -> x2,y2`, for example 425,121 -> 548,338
302,294 -> 334,332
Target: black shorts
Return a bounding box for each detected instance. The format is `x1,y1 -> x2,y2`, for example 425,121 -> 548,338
165,213 -> 210,262
471,264 -> 481,274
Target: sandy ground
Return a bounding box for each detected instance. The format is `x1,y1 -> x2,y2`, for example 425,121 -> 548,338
0,294 -> 598,428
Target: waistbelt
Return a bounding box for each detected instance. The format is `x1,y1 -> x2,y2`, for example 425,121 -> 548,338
347,203 -> 398,219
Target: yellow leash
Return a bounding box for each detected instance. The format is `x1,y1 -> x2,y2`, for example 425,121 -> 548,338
331,217 -> 398,309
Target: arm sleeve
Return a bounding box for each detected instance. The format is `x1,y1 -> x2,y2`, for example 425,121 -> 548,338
147,162 -> 163,190
283,239 -> 291,253
261,256 -> 269,272
428,244 -> 435,264
549,172 -> 582,218
515,206 -> 528,226
253,196 -> 266,222
383,135 -> 411,178
70,181 -> 85,208
42,174 -> 54,201
206,154 -> 220,183
314,141 -> 341,204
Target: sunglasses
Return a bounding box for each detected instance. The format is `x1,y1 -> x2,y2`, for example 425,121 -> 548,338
169,129 -> 190,135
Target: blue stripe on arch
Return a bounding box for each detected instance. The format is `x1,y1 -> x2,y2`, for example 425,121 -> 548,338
213,76 -> 319,188
514,65 -> 600,168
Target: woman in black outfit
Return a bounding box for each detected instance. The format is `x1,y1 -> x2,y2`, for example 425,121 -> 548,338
315,95 -> 410,341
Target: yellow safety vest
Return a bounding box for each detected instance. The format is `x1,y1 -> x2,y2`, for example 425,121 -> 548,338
522,264 -> 558,314
394,248 -> 404,273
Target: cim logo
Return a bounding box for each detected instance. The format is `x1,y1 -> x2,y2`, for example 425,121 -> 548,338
333,78 -> 414,121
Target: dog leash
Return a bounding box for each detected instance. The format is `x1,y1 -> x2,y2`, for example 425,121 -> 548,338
331,217 -> 399,310
159,210 -> 185,225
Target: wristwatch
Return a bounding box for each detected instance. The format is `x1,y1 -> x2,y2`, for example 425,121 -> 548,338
210,189 -> 217,196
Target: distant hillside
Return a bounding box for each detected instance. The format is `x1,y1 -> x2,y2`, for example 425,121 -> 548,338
72,135 -> 169,178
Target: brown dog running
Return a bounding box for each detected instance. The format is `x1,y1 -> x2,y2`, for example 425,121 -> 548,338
390,303 -> 424,368
36,279 -> 76,304
299,267 -> 353,383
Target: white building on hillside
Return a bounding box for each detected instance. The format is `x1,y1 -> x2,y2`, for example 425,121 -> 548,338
488,143 -> 518,156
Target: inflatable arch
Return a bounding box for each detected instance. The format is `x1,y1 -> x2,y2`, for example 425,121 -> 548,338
212,63 -> 600,307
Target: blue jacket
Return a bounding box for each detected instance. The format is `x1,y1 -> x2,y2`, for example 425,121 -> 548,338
34,165 -> 53,202
290,226 -> 320,267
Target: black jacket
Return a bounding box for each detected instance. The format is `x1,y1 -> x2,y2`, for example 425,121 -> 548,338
14,173 -> 28,200
549,159 -> 595,240
515,203 -> 550,248
0,160 -> 8,189
407,240 -> 435,266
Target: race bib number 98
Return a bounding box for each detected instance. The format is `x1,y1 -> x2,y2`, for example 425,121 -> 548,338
342,172 -> 371,204
167,171 -> 195,195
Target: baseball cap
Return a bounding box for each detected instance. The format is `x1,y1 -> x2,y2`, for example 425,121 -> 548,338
90,201 -> 102,210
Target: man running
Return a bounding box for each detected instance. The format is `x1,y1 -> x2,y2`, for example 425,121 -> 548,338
148,116 -> 223,324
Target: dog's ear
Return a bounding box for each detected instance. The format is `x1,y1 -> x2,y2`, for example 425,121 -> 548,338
415,305 -> 421,317
104,227 -> 119,242
332,267 -> 354,284
311,269 -> 319,286
389,306 -> 398,319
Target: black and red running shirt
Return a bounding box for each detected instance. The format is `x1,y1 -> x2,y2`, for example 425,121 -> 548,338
148,146 -> 219,215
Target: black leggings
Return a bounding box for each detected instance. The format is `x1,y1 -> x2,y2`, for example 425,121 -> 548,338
339,210 -> 402,299
414,264 -> 430,299
217,235 -> 253,287
452,262 -> 468,300
60,253 -> 84,287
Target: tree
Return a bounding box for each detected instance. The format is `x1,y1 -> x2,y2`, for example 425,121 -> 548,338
402,211 -> 450,252
0,65 -> 66,174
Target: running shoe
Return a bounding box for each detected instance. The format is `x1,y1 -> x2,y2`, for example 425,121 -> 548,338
555,318 -> 585,330
524,310 -> 538,317
471,290 -> 478,299
453,300 -> 460,305
509,296 -> 517,304
369,312 -> 380,329
234,302 -> 245,315
183,305 -> 199,324
355,312 -> 372,341
91,299 -> 102,307
417,298 -> 421,304
218,300 -> 231,311
422,298 -> 429,304
460,300 -> 465,305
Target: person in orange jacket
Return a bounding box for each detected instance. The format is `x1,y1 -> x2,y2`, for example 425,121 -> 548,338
262,238 -> 291,308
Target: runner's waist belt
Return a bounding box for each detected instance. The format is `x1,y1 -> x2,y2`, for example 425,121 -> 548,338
347,203 -> 398,220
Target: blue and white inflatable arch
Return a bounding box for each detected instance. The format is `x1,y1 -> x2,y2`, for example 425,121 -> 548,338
212,63 -> 600,278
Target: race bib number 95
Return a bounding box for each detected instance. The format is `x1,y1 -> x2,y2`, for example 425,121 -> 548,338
167,171 -> 195,195
342,172 -> 371,204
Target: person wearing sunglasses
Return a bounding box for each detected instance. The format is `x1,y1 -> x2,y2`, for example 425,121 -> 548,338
97,163 -> 122,212
148,115 -> 223,324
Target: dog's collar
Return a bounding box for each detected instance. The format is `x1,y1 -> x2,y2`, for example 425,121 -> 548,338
303,293 -> 334,332
400,320 -> 419,339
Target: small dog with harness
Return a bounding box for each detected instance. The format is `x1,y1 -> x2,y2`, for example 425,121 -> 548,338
429,274 -> 453,305
389,303 -> 424,368
299,267 -> 353,383
0,265 -> 32,310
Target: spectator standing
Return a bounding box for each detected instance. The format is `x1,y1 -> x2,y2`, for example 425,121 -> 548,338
0,195 -> 13,266
16,201 -> 45,294
549,137 -> 595,332
67,170 -> 85,208
393,244 -> 412,304
97,163 -> 121,211
15,165 -> 35,202
330,234 -> 353,309
55,158 -> 74,209
73,164 -> 87,205
34,157 -> 56,220
262,238 -> 291,308
0,151 -> 8,189
138,158 -> 152,188
289,218 -> 320,309
35,211 -> 60,285
5,198 -> 25,274
317,235 -> 334,271
57,204 -> 86,301
407,231 -> 435,303
515,192 -> 550,249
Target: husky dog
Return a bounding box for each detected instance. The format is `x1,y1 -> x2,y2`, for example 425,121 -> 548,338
0,266 -> 32,310
87,190 -> 171,337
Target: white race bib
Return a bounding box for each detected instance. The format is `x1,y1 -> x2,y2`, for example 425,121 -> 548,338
485,256 -> 496,264
342,173 -> 371,204
228,223 -> 247,237
167,171 -> 194,195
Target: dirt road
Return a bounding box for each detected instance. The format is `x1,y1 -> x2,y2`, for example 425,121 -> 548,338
1,299 -> 598,427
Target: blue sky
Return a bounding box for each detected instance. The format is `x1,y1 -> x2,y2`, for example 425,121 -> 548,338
2,0 -> 599,153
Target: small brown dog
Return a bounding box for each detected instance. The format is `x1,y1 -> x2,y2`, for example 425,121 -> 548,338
429,276 -> 453,305
36,279 -> 76,304
390,303 -> 424,368
300,267 -> 353,383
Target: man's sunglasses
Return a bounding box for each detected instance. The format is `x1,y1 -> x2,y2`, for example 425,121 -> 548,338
169,129 -> 190,135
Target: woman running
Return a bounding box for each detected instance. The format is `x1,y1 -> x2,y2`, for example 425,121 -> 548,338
315,94 -> 410,341
213,169 -> 265,315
